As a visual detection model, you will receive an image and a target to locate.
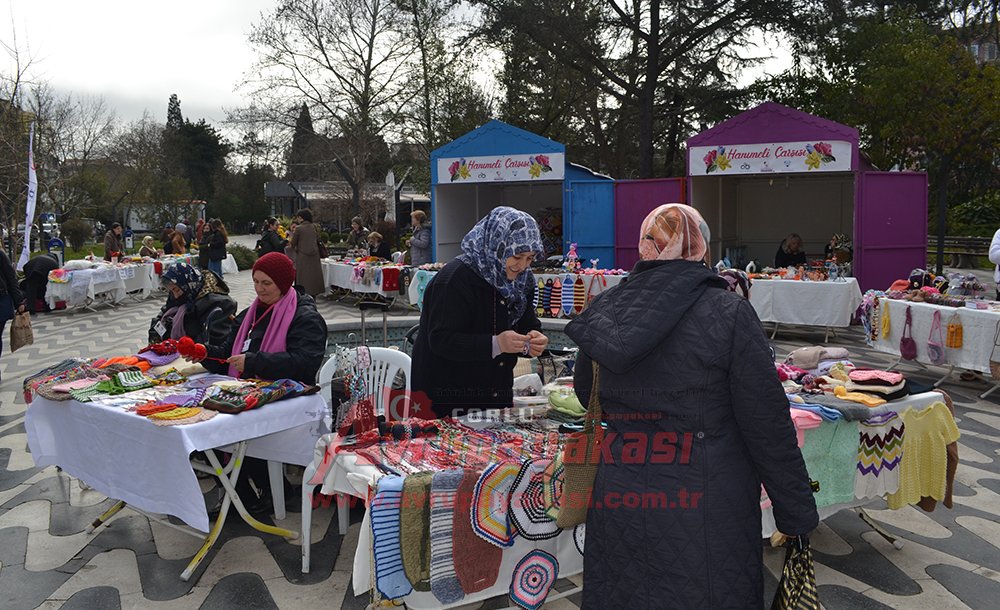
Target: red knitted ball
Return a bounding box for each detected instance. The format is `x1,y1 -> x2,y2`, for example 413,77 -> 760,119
252,252 -> 296,294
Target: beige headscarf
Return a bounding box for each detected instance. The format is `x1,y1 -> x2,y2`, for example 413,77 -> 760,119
638,203 -> 711,264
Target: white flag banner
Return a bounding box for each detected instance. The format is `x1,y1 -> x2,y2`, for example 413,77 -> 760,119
17,122 -> 37,271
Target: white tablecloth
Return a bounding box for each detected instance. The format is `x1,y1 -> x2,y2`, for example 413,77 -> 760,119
872,298 -> 1000,373
26,393 -> 328,532
407,269 -> 626,312
750,278 -> 863,327
322,260 -> 407,299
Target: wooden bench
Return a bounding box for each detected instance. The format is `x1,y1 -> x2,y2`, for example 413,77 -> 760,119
927,236 -> 991,268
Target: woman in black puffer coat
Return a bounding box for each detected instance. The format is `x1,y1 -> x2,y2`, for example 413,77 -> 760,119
566,204 -> 818,609
0,249 -> 26,360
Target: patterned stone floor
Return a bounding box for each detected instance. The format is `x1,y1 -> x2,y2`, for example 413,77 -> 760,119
1,250 -> 999,608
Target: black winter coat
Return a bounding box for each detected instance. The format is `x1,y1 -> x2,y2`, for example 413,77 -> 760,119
204,288 -> 328,384
411,259 -> 541,417
148,276 -> 237,345
566,259 -> 818,610
0,249 -> 24,306
257,229 -> 286,255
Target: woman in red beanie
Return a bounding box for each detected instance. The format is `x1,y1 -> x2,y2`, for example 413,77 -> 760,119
191,252 -> 328,515
198,252 -> 327,384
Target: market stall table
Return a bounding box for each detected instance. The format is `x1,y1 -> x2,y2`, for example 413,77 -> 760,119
25,390 -> 328,579
872,297 -> 1000,397
322,260 -> 408,300
45,264 -> 160,310
749,277 -> 863,341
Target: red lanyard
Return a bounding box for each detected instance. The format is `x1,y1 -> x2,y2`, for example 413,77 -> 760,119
249,302 -> 277,334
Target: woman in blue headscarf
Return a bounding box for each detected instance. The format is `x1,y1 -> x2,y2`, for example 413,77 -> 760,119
411,206 -> 549,417
147,263 -> 237,346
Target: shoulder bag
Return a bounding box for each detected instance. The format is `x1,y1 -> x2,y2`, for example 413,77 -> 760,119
555,360 -> 602,528
927,310 -> 946,365
10,310 -> 33,352
899,306 -> 917,361
946,313 -> 963,349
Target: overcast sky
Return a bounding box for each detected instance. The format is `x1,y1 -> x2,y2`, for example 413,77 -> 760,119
4,0 -> 275,125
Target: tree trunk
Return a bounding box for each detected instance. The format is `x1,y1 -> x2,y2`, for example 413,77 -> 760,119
638,2 -> 660,179
934,158 -> 951,276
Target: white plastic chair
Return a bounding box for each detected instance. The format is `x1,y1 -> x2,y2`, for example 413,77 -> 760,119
391,251 -> 404,264
301,348 -> 412,573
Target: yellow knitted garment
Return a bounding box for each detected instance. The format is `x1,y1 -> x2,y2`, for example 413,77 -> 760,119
833,385 -> 887,407
886,402 -> 960,510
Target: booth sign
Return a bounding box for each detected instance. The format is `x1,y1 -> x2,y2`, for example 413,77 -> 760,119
689,140 -> 852,176
435,153 -> 566,184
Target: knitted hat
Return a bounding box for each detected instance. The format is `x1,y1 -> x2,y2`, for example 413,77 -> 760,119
429,469 -> 465,605
252,252 -> 296,294
400,471 -> 433,592
453,469 -> 502,594
509,549 -> 559,610
370,475 -> 413,600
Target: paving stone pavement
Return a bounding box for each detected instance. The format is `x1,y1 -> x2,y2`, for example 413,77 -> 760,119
2,252 -> 1000,608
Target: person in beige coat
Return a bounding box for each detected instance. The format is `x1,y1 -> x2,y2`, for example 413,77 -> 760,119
290,209 -> 325,296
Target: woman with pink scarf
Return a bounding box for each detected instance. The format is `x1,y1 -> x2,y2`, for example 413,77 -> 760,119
191,252 -> 327,515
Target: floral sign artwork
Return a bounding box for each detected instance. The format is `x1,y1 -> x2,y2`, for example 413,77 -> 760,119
703,147 -> 732,173
529,154 -> 552,178
448,158 -> 471,181
805,142 -> 836,170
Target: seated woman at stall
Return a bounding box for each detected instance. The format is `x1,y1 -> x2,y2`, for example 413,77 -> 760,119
190,252 -> 328,514
139,236 -> 160,258
367,231 -> 391,260
824,232 -> 853,263
148,264 -> 237,344
774,232 -> 807,267
411,206 -> 549,418
565,203 -> 817,608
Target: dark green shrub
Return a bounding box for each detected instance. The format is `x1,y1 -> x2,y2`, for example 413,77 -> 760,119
61,218 -> 93,251
228,243 -> 258,270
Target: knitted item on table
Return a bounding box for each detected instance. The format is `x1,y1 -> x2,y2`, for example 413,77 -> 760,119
151,369 -> 188,386
788,408 -> 823,447
508,458 -> 561,540
150,408 -> 217,426
845,379 -> 906,395
371,475 -> 413,600
50,375 -> 107,394
69,384 -> 105,402
800,419 -> 861,507
429,469 -> 464,605
560,274 -> 574,317
535,278 -> 543,317
549,278 -> 562,317
453,469 -> 502,594
470,462 -> 520,547
802,393 -> 893,421
541,279 -> 553,317
136,351 -> 180,367
117,370 -> 153,389
573,523 -> 585,555
849,369 -> 904,385
788,400 -> 842,422
834,385 -> 887,407
855,412 -> 904,499
573,276 -> 585,314
381,267 -> 400,292
886,403 -> 960,510
400,471 -> 433,592
508,549 -> 559,610
541,455 -> 564,520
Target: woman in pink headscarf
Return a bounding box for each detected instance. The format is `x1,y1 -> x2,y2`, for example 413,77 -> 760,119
565,203 -> 817,609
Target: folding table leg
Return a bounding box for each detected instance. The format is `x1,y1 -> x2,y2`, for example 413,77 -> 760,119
933,364 -> 955,388
980,383 -> 1000,400
86,500 -> 126,533
337,493 -> 350,535
770,322 -> 779,340
268,461 -> 286,520
181,444 -> 299,581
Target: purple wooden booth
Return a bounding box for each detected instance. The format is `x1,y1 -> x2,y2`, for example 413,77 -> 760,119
682,102 -> 928,293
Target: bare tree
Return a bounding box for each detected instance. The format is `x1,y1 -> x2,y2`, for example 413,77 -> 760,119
238,0 -> 417,215
0,29 -> 37,248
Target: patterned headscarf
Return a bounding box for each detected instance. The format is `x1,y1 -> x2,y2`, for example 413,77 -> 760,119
638,203 -> 711,264
458,206 -> 543,324
718,269 -> 752,299
161,264 -> 203,304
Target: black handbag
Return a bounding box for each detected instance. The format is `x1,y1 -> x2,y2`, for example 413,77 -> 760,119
772,537 -> 820,610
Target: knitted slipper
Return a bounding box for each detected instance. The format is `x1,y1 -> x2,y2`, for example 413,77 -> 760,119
370,475 -> 412,600
534,278 -> 542,317
560,274 -> 574,317
400,472 -> 434,592
453,469 -> 502,594
541,279 -> 553,317
573,277 -> 585,314
429,469 -> 465,605
549,279 -> 562,318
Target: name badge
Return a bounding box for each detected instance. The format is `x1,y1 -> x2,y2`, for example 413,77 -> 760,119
242,339 -> 251,353
154,321 -> 167,338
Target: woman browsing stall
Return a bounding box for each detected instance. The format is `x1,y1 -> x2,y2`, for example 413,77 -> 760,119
411,206 -> 549,417
565,204 -> 817,608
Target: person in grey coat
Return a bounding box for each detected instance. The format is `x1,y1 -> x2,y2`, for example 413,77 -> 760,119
407,209 -> 432,266
565,203 -> 818,609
